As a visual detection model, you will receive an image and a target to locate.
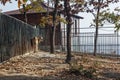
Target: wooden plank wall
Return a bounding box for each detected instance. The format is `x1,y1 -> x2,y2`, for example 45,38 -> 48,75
0,13 -> 34,62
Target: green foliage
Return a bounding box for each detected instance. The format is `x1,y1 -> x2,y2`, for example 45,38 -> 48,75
101,8 -> 120,31
39,16 -> 47,27
85,0 -> 119,28
108,13 -> 120,31
39,15 -> 67,27
25,0 -> 45,12
59,18 -> 68,24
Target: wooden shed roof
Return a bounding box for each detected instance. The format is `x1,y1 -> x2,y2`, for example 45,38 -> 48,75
4,2 -> 83,19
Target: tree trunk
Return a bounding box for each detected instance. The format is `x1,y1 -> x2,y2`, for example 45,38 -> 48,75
23,4 -> 27,23
64,0 -> 72,63
93,0 -> 100,56
94,25 -> 98,56
50,0 -> 58,53
66,23 -> 72,63
50,27 -> 56,53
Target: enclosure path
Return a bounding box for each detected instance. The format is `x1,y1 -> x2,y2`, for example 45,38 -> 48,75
0,51 -> 69,77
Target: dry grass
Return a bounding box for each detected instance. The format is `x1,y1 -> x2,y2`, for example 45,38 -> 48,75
0,51 -> 120,80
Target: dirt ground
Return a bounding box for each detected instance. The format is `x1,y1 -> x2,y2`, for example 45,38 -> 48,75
0,51 -> 120,80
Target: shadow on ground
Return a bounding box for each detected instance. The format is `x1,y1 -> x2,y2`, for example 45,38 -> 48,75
0,70 -> 92,80
97,67 -> 120,80
102,71 -> 120,80
0,75 -> 59,80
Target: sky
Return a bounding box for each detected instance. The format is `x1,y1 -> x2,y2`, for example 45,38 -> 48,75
0,0 -> 120,34
0,0 -> 18,12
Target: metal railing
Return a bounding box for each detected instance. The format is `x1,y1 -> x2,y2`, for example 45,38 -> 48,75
61,26 -> 120,57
